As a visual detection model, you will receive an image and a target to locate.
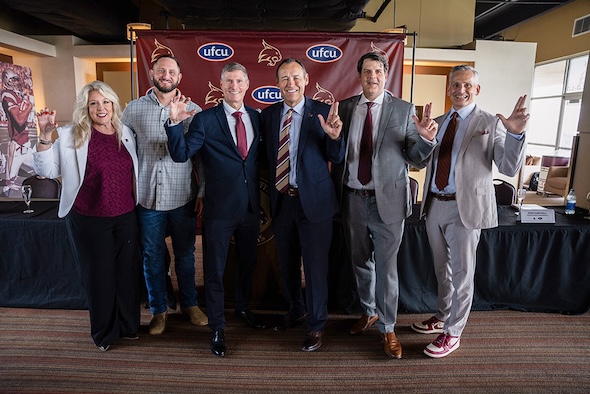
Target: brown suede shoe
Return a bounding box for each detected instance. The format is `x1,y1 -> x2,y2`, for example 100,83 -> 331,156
382,332 -> 402,359
149,312 -> 168,335
182,306 -> 208,326
350,314 -> 379,335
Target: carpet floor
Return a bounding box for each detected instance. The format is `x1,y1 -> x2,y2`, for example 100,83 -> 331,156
1,307 -> 589,393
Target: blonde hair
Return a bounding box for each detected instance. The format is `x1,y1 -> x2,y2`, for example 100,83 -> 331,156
71,80 -> 123,148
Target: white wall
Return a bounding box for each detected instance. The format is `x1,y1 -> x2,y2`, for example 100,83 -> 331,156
402,40 -> 537,190
473,40 -> 537,187
571,59 -> 590,208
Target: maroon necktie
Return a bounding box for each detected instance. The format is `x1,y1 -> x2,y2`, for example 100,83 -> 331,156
434,112 -> 458,190
232,111 -> 247,159
358,102 -> 374,185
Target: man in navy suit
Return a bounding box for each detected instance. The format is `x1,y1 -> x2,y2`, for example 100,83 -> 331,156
165,62 -> 265,357
261,58 -> 345,352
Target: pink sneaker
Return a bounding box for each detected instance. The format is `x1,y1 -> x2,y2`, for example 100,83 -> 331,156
424,334 -> 460,358
411,316 -> 445,334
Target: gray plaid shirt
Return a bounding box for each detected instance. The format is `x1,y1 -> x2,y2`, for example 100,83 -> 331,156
122,89 -> 203,211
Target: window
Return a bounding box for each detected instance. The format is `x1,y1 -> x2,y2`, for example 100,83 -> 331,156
528,54 -> 588,158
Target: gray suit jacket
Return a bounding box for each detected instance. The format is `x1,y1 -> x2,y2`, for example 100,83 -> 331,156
333,93 -> 436,224
420,105 -> 526,229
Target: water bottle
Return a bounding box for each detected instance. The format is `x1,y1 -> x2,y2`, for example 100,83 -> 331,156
565,188 -> 576,215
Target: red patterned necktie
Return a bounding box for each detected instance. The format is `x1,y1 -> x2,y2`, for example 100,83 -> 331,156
434,112 -> 458,190
358,102 -> 374,185
275,109 -> 292,193
232,111 -> 248,159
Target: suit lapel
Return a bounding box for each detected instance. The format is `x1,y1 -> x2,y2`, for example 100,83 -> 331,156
375,94 -> 393,153
341,96 -> 359,166
297,98 -> 314,161
270,103 -> 283,163
75,136 -> 89,183
214,104 -> 241,157
458,105 -> 483,157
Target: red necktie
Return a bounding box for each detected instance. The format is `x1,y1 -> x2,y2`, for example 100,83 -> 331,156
435,112 -> 458,190
275,109 -> 292,193
232,111 -> 248,159
358,102 -> 374,185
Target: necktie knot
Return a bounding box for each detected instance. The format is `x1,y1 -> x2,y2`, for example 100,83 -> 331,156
232,111 -> 242,120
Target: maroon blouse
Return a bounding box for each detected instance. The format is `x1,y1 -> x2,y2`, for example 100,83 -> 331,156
73,128 -> 135,217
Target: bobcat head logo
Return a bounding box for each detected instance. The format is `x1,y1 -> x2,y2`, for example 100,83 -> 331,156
370,42 -> 388,57
205,81 -> 224,106
258,40 -> 282,66
151,39 -> 175,63
312,83 -> 335,105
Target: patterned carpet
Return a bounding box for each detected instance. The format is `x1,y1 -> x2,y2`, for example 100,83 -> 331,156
1,307 -> 589,393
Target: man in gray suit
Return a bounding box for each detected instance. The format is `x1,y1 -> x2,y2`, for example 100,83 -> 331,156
333,52 -> 438,359
412,65 -> 528,358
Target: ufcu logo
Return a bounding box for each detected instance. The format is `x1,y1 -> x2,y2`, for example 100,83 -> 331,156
306,44 -> 343,63
252,86 -> 282,104
197,43 -> 234,62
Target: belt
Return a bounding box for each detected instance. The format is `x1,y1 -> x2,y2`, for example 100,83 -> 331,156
286,187 -> 299,197
430,192 -> 456,201
345,186 -> 375,197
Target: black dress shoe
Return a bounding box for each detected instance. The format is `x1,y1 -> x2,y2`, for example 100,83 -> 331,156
301,330 -> 324,352
273,312 -> 306,332
210,329 -> 226,357
235,309 -> 266,330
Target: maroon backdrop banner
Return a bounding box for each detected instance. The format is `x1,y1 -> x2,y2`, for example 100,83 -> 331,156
135,30 -> 405,110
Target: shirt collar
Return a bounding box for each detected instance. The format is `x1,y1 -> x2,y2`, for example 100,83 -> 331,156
359,91 -> 385,106
283,97 -> 305,115
222,100 -> 246,116
452,102 -> 476,120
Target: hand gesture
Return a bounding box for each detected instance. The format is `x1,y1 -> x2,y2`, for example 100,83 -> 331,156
497,95 -> 529,135
36,108 -> 57,139
411,102 -> 438,141
318,101 -> 342,140
169,95 -> 197,124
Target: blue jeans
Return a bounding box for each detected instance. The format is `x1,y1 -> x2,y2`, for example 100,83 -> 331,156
137,201 -> 198,315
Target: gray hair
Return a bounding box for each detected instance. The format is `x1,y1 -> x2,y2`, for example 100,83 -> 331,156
221,62 -> 249,80
449,65 -> 479,83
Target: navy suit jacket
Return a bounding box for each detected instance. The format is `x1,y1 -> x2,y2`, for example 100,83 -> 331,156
165,104 -> 261,220
261,97 -> 345,223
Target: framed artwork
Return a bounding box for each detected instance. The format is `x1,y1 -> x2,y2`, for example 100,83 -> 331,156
0,62 -> 38,197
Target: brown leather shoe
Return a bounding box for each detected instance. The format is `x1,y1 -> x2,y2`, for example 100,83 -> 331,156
301,330 -> 324,352
350,314 -> 378,335
382,332 -> 402,359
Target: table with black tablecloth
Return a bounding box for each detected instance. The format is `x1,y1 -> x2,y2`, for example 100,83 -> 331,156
396,205 -> 590,314
2,200 -> 590,314
0,200 -> 87,309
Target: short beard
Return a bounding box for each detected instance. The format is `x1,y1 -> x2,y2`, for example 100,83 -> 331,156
153,78 -> 178,94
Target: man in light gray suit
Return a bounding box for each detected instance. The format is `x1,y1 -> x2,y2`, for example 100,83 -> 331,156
412,65 -> 528,358
332,52 -> 438,359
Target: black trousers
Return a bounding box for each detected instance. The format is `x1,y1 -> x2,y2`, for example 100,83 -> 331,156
66,209 -> 140,348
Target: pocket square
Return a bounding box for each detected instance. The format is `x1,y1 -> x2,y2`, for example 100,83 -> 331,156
480,130 -> 489,135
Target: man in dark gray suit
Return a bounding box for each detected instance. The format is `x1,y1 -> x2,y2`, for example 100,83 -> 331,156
332,52 -> 438,359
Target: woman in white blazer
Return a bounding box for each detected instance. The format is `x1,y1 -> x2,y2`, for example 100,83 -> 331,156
33,81 -> 140,352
